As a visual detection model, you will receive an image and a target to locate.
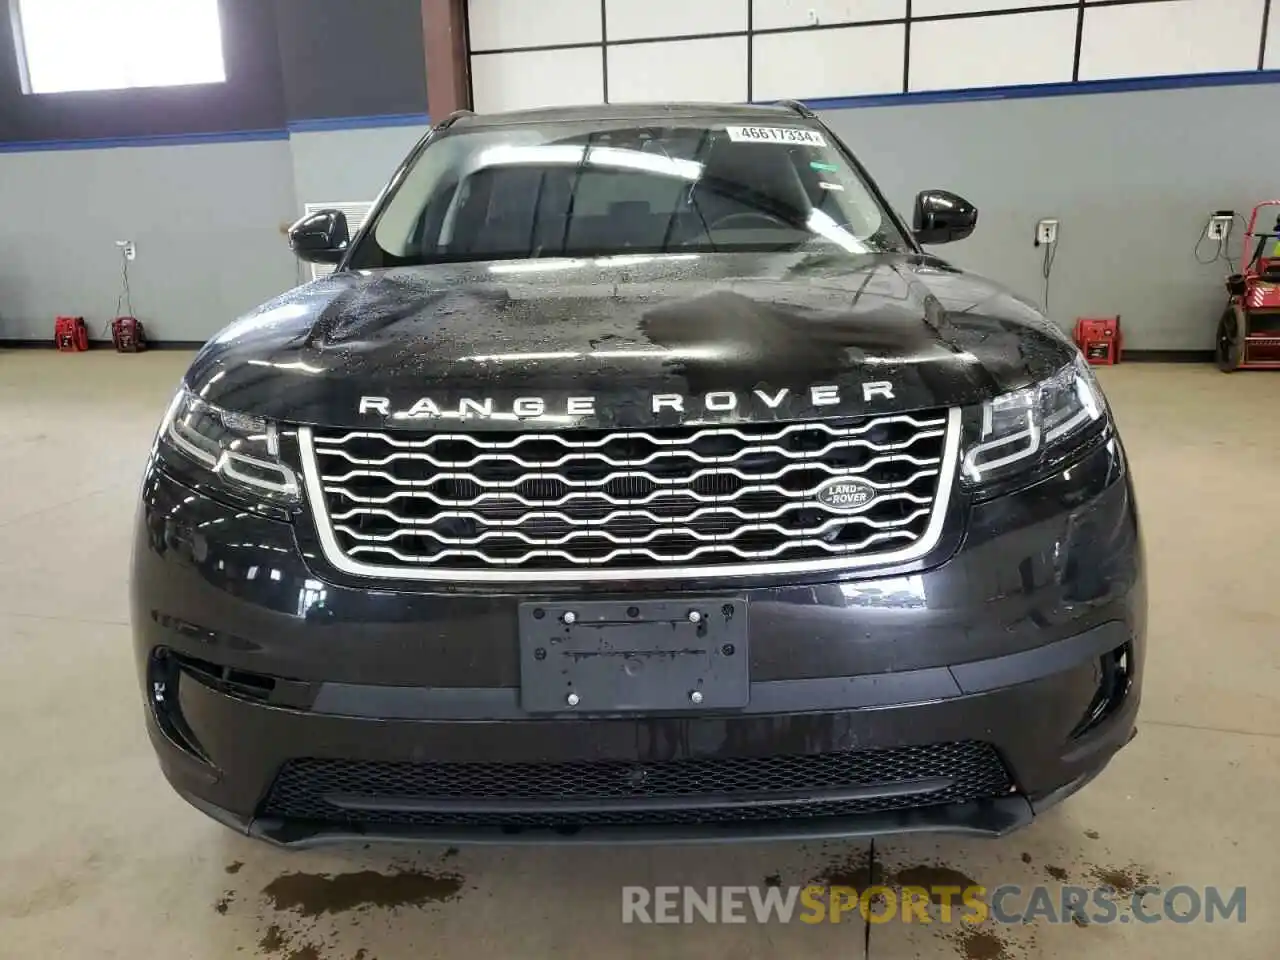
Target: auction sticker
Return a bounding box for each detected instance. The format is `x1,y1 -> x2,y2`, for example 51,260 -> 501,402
725,125 -> 827,146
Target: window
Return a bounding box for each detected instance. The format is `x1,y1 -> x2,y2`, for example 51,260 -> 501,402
12,0 -> 225,94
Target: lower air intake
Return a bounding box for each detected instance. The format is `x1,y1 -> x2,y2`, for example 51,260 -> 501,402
261,741 -> 1013,830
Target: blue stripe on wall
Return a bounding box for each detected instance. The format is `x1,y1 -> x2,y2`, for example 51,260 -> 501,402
792,69 -> 1280,111
0,127 -> 291,153
286,113 -> 430,133
0,113 -> 432,153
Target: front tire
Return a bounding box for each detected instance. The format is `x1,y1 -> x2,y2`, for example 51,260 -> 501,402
1216,309 -> 1243,372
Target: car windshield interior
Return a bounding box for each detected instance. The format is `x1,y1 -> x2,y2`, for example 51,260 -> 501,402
349,120 -> 908,268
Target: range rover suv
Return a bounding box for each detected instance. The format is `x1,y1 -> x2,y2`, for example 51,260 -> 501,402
132,101 -> 1144,846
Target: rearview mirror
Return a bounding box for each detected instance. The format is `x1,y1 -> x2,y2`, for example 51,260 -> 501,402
288,209 -> 350,264
913,190 -> 978,245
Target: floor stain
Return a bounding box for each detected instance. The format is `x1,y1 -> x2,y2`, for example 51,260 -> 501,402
262,869 -> 465,917
0,875 -> 82,919
259,924 -> 288,953
949,927 -> 1012,960
1084,829 -> 1101,840
0,847 -> 116,919
1045,864 -> 1070,882
809,855 -> 983,904
441,847 -> 459,860
214,890 -> 235,915
763,873 -> 782,888
226,860 -> 245,875
255,922 -> 338,960
1089,864 -> 1158,896
809,848 -> 879,887
1020,852 -> 1032,864
891,865 -> 980,904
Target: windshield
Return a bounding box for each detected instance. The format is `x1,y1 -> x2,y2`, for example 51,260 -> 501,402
346,118 -> 909,268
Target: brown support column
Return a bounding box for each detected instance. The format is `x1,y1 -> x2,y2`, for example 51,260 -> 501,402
422,0 -> 471,118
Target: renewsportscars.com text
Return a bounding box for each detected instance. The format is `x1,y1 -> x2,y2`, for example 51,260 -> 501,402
621,884 -> 1246,926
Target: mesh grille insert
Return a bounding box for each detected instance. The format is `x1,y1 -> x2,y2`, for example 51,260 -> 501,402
261,741 -> 1013,830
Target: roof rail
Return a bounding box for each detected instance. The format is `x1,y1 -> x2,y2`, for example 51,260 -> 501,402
436,109 -> 473,131
776,99 -> 816,119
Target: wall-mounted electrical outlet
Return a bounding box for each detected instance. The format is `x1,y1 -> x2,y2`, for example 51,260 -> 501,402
1036,219 -> 1059,246
1207,213 -> 1234,242
116,239 -> 137,261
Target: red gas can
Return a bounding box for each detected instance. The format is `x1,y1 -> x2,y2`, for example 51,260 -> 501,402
54,316 -> 89,352
111,316 -> 147,353
1074,316 -> 1122,365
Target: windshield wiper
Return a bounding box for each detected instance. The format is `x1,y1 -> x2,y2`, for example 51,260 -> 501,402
658,129 -> 714,252
556,132 -> 597,256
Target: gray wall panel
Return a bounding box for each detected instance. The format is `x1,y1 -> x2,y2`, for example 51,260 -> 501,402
823,83 -> 1275,349
288,126 -> 428,210
0,140 -> 297,342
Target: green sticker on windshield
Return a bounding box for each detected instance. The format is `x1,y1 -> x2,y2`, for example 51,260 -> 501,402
810,161 -> 838,172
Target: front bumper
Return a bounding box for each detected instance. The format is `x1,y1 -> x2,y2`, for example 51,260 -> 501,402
131,436 -> 1145,845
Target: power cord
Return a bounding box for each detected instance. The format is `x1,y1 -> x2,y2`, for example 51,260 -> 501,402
115,245 -> 135,319
1196,214 -> 1248,270
1194,222 -> 1223,265
101,242 -> 136,340
1227,213 -> 1249,273
1041,230 -> 1058,310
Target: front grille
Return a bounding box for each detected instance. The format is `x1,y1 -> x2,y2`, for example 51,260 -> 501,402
302,409 -> 956,580
261,741 -> 1013,830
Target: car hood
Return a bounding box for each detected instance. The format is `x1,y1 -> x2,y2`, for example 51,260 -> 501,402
187,252 -> 1077,430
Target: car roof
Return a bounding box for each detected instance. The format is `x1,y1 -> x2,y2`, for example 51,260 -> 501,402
450,101 -> 811,130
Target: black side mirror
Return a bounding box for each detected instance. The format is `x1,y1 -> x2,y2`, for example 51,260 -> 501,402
288,209 -> 350,264
913,190 -> 978,245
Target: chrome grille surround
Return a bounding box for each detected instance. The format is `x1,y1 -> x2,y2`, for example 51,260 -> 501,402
299,407 -> 960,582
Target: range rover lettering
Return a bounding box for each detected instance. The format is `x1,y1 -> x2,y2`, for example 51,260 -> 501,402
132,102 -> 1144,845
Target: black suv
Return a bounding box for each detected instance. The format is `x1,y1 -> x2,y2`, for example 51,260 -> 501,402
132,102 -> 1144,846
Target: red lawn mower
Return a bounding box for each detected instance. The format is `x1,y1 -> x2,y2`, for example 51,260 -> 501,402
1218,201 -> 1280,370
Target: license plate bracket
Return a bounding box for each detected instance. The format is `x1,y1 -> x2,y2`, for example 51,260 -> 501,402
518,598 -> 748,714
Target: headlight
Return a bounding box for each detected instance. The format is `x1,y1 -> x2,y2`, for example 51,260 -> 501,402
157,386 -> 300,511
961,356 -> 1107,491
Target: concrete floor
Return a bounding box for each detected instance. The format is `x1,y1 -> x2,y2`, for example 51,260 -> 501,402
1,351 -> 1278,959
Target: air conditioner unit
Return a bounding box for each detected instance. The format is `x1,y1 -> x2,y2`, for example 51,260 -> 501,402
301,201 -> 373,281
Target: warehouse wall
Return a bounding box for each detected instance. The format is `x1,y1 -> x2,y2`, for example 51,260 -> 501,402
825,83 -> 1279,350
274,0 -> 427,122
277,0 -> 429,211
0,0 -> 287,141
3,0 -> 1280,348
466,0 -> 1280,350
0,140 -> 299,342
467,0 -> 1274,108
0,0 -> 428,343
287,123 -> 429,214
